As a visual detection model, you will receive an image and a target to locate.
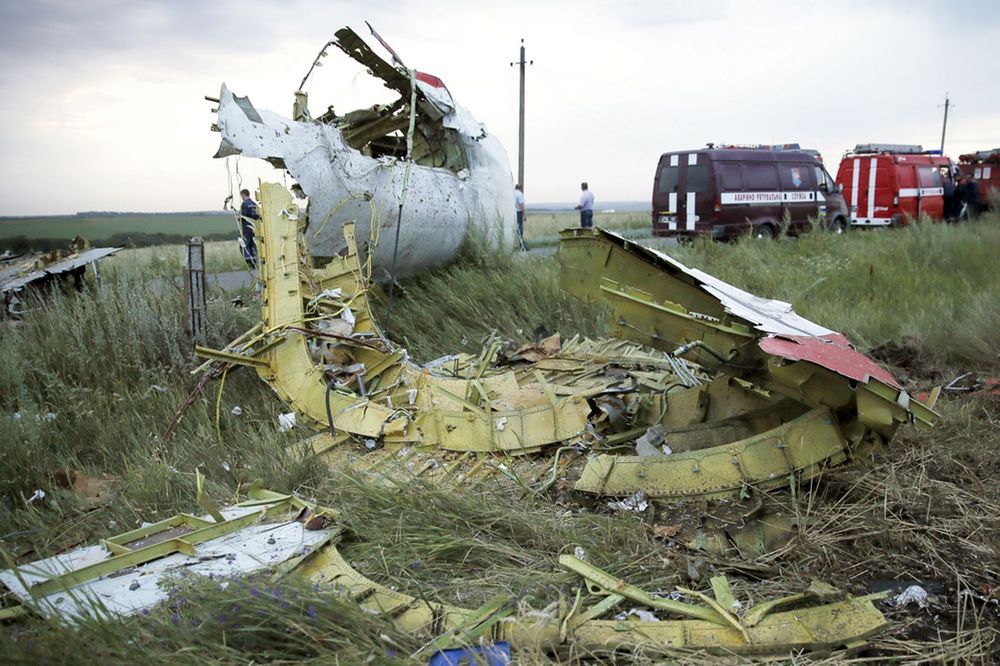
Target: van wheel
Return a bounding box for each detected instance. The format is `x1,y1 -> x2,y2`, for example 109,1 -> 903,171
830,217 -> 848,234
754,224 -> 775,240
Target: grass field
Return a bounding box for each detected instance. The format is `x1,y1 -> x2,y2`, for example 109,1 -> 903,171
0,212 -> 236,241
1,215 -> 997,663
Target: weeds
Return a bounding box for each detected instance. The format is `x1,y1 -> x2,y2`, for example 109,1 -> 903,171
0,215 -> 997,663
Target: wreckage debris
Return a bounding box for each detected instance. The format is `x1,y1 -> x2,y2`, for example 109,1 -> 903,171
210,26 -> 516,276
2,183 -> 940,656
1,482 -> 890,657
0,238 -> 120,318
196,183 -> 935,509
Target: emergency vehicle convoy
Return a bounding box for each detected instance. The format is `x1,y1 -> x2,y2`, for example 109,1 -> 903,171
834,144 -> 953,227
651,144 -> 849,240
958,148 -> 1000,206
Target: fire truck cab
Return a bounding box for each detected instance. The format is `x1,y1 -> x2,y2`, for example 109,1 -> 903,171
958,148 -> 1000,207
835,144 -> 953,227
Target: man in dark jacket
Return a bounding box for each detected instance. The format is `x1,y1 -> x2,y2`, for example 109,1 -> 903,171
239,188 -> 259,266
941,170 -> 956,221
956,175 -> 981,221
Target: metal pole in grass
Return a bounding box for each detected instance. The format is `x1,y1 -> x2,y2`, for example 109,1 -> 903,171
185,237 -> 207,343
383,67 -> 418,339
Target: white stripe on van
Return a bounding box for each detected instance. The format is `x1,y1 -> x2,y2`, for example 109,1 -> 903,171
867,157 -> 878,220
668,192 -> 677,213
686,192 -> 696,230
688,153 -> 698,166
851,158 -> 860,211
670,154 -> 679,167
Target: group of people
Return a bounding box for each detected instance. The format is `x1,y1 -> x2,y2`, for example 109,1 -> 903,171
514,181 -> 594,249
943,171 -> 982,221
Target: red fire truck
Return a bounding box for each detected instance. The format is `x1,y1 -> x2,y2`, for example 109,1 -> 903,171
835,144 -> 954,227
958,149 -> 1000,207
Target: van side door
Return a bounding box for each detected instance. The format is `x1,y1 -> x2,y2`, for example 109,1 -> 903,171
740,163 -> 782,233
778,162 -> 818,232
916,165 -> 944,219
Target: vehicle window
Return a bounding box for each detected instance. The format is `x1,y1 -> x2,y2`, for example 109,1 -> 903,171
918,167 -> 941,188
658,166 -> 679,193
744,164 -> 779,190
779,164 -> 811,189
813,166 -> 834,191
686,164 -> 710,192
717,162 -> 742,190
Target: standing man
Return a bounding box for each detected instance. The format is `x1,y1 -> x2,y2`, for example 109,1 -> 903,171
239,188 -> 259,267
575,182 -> 594,228
941,168 -> 956,222
514,184 -> 527,250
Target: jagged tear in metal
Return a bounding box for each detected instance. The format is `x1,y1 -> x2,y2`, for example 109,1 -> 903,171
210,26 -> 516,277
197,183 -> 936,505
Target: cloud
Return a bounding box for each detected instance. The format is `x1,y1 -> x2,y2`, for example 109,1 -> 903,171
0,0 -> 999,214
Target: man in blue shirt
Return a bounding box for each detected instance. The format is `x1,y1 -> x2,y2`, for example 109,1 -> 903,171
239,188 -> 259,267
575,182 -> 595,228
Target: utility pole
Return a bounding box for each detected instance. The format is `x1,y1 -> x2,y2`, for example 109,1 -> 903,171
939,93 -> 951,152
510,39 -> 532,188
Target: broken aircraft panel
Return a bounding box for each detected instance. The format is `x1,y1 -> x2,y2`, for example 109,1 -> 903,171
556,227 -> 938,436
0,485 -> 336,621
211,26 -> 516,277
196,183 -> 936,510
1,483 -> 891,657
0,243 -> 120,317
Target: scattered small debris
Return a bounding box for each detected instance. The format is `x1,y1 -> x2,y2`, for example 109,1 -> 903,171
277,412 -> 297,432
608,491 -> 649,513
893,585 -> 930,609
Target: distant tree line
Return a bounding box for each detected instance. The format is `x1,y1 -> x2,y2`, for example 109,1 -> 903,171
1,231 -> 240,253
71,211 -> 231,218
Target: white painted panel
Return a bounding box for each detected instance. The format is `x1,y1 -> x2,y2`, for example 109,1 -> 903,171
851,158 -> 860,210
867,157 -> 878,220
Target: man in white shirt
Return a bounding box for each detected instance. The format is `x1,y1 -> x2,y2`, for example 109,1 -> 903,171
514,184 -> 526,250
575,182 -> 594,228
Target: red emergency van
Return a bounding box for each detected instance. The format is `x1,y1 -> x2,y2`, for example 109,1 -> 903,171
835,144 -> 953,227
958,149 -> 1000,206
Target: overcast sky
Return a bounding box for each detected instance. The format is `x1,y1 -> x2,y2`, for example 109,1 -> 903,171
1,0 -> 998,215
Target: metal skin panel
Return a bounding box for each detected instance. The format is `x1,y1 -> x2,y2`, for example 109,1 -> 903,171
212,26 -> 516,276
574,406 -> 848,498
295,539 -> 888,656
234,183 -> 598,452
557,228 -> 938,437
759,333 -> 900,388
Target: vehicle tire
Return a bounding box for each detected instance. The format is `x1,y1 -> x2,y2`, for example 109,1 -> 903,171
830,217 -> 847,234
754,224 -> 775,240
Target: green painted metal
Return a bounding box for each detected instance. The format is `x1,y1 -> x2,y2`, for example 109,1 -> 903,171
575,406 -> 847,498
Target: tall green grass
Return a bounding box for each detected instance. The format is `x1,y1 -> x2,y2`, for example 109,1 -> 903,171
1,215 -> 997,663
660,218 -> 1000,370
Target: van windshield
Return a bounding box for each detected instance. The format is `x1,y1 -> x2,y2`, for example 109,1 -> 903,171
658,166 -> 679,193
